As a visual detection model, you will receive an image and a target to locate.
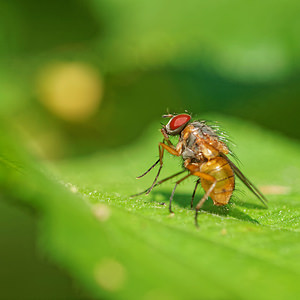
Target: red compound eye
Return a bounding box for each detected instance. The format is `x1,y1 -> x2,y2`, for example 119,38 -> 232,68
169,114 -> 191,130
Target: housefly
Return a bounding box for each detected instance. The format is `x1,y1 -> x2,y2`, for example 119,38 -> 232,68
132,113 -> 268,226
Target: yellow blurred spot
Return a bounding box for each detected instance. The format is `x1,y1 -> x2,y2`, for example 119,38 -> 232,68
259,185 -> 291,195
93,204 -> 111,222
220,228 -> 227,235
37,62 -> 103,122
94,258 -> 126,291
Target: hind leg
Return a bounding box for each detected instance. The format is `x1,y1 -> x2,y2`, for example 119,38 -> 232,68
194,177 -> 216,227
191,179 -> 200,209
169,173 -> 192,213
185,162 -> 217,227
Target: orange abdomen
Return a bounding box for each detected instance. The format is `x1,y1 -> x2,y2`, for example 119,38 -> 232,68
200,157 -> 235,206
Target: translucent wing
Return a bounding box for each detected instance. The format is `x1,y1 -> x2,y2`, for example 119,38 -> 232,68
220,153 -> 268,208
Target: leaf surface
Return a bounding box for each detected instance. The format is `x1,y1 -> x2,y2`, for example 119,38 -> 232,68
1,115 -> 300,299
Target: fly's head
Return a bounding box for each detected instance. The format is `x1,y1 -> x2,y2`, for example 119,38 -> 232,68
161,113 -> 191,137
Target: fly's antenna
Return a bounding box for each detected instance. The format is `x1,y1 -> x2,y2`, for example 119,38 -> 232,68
184,109 -> 193,118
162,114 -> 173,118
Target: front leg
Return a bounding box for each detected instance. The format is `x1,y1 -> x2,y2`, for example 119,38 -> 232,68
161,127 -> 185,156
146,141 -> 181,195
136,128 -> 178,181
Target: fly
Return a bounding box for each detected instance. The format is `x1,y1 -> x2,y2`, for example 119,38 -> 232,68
132,113 -> 268,226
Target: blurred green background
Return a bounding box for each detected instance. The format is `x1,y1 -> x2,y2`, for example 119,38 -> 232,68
1,0 -> 299,299
2,0 -> 300,158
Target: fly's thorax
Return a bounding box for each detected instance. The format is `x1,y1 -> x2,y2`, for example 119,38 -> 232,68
180,122 -> 229,162
183,125 -> 219,159
199,142 -> 219,159
189,121 -> 229,155
190,121 -> 218,138
179,125 -> 199,160
181,147 -> 195,160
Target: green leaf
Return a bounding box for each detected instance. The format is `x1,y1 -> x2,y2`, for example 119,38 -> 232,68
1,115 -> 300,299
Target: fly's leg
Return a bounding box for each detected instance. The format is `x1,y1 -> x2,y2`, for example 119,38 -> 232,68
131,170 -> 186,197
136,159 -> 160,179
145,143 -> 164,195
135,133 -> 177,179
185,162 -> 217,227
191,179 -> 200,209
169,173 -> 192,214
192,171 -> 217,228
145,142 -> 181,195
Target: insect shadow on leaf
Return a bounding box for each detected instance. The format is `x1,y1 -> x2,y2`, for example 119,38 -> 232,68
150,190 -> 260,224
